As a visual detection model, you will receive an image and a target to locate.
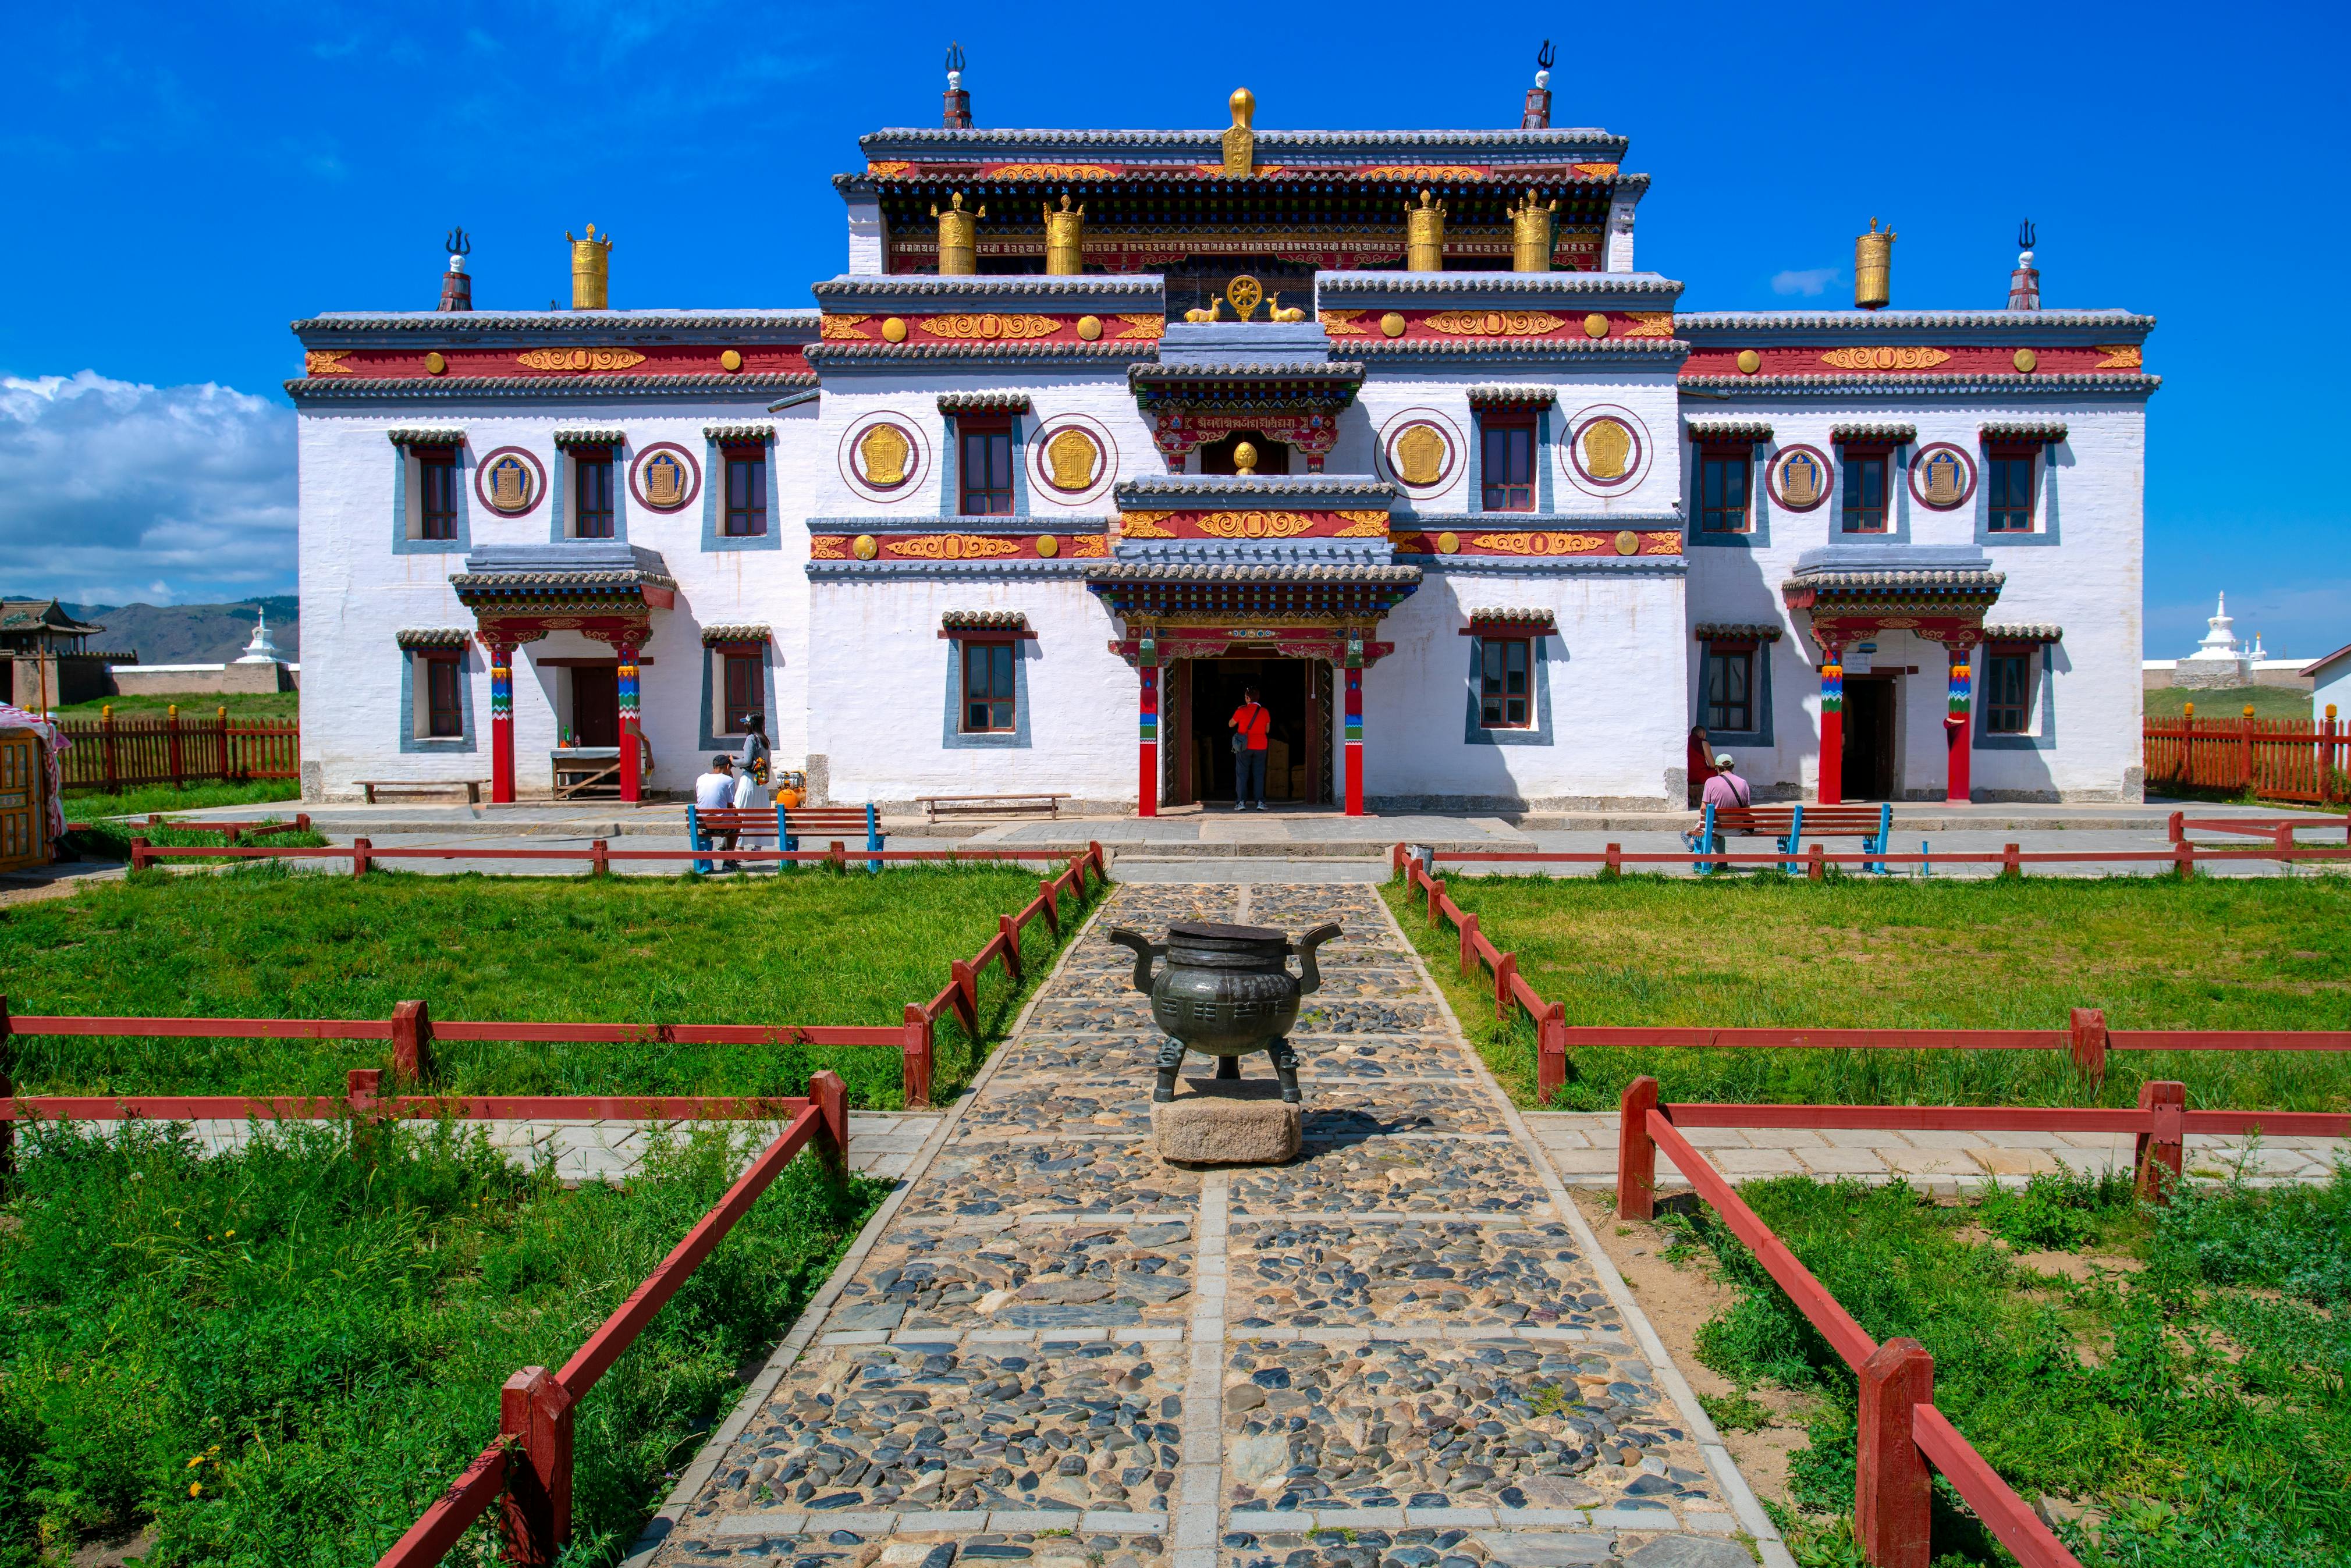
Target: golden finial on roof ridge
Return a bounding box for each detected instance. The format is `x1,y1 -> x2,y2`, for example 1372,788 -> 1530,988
1223,87 -> 1256,179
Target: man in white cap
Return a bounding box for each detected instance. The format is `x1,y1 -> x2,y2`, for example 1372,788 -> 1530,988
1686,752 -> 1751,867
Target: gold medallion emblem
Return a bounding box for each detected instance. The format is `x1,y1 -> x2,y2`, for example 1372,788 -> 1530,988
485,455 -> 535,513
1380,313 -> 1407,338
1584,312 -> 1610,339
1036,534 -> 1061,559
852,534 -> 879,560
858,425 -> 911,487
1614,529 -> 1638,556
1581,418 -> 1632,481
1435,531 -> 1460,554
1394,424 -> 1446,486
1077,315 -> 1103,341
2012,347 -> 2039,374
1922,450 -> 1963,506
1736,349 -> 1761,375
643,453 -> 686,507
881,317 -> 908,343
424,352 -> 448,375
719,349 -> 743,372
1044,428 -> 1101,492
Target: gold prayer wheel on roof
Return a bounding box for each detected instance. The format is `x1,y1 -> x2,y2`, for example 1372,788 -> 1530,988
1854,217 -> 1895,310
1043,195 -> 1086,275
569,223 -> 612,310
1405,190 -> 1446,273
1511,191 -> 1556,273
934,193 -> 983,276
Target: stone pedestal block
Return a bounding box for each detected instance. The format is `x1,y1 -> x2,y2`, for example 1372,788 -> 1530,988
1151,1077 -> 1301,1166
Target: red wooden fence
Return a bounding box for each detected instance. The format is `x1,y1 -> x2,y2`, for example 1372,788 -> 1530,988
2144,708 -> 2347,803
57,709 -> 300,792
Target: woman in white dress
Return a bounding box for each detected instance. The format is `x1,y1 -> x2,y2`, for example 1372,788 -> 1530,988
732,758 -> 775,864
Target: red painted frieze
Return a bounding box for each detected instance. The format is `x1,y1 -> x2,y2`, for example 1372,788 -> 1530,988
1393,527 -> 1683,560
1682,343 -> 2144,380
1116,509 -> 1390,543
817,311 -> 1163,345
1321,308 -> 1672,344
809,532 -> 1108,563
301,344 -> 810,380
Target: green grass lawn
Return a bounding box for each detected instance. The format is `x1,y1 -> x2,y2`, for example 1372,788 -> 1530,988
48,690 -> 300,723
2,862 -> 1089,1107
60,777 -> 303,822
1384,873 -> 2351,1111
2144,684 -> 2316,720
1669,1169 -> 2351,1567
0,1117 -> 882,1567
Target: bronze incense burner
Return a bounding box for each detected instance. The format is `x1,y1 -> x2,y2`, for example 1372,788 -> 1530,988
1107,919 -> 1341,1104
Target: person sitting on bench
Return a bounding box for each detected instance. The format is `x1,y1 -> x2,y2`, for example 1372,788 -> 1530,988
694,754 -> 738,872
1685,752 -> 1750,863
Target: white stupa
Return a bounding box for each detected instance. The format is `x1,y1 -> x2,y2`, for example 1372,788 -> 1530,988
2174,593 -> 2252,689
234,607 -> 286,665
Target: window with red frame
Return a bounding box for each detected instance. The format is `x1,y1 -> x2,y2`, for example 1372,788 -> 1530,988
959,418 -> 1015,516
424,656 -> 464,737
721,651 -> 764,734
962,641 -> 1017,732
1697,447 -> 1752,534
1479,638 -> 1532,728
1480,413 -> 1538,512
1984,649 -> 2034,733
723,446 -> 768,536
574,447 -> 616,537
1839,448 -> 1888,532
1986,447 -> 2037,533
417,447 -> 460,540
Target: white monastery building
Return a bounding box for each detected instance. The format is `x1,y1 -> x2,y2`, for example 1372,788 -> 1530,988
292,65 -> 2157,812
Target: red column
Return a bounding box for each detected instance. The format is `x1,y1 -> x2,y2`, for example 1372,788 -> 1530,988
616,637 -> 642,805
488,639 -> 517,805
1944,639 -> 1975,804
1343,662 -> 1365,816
1137,662 -> 1159,817
1817,642 -> 1844,806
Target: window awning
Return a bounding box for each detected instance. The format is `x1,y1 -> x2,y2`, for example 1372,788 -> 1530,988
1980,421 -> 2068,445
395,628 -> 472,649
700,623 -> 772,646
386,428 -> 464,449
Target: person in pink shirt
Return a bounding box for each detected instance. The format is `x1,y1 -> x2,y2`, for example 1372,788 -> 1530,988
1687,752 -> 1750,867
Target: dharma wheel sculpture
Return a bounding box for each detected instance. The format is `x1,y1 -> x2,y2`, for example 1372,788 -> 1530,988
1108,919 -> 1341,1104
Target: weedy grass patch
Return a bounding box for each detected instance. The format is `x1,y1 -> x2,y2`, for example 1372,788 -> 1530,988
1679,1167 -> 2351,1567
2,861 -> 1085,1107
0,1117 -> 883,1567
1384,872 -> 2351,1110
58,777 -> 304,823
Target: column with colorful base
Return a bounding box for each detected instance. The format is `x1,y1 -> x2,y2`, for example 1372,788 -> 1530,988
1944,639 -> 1976,804
616,639 -> 643,805
1343,633 -> 1366,817
1817,643 -> 1844,806
1137,630 -> 1159,817
488,640 -> 517,805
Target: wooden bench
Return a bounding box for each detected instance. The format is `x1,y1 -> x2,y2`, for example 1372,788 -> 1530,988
913,792 -> 1070,824
687,803 -> 886,871
1697,801 -> 1894,874
684,803 -> 789,871
355,780 -> 488,805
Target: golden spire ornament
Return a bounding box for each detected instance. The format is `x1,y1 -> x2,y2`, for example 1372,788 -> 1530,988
567,223 -> 612,310
1223,87 -> 1256,178
1511,191 -> 1557,272
1855,216 -> 1895,310
1042,195 -> 1086,275
933,193 -> 983,276
1405,190 -> 1446,273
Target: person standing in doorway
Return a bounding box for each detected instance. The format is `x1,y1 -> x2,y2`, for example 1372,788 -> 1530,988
1228,685 -> 1271,811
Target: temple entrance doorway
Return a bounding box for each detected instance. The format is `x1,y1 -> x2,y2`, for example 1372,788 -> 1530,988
1174,656 -> 1327,806
570,664 -> 620,749
1839,676 -> 1897,801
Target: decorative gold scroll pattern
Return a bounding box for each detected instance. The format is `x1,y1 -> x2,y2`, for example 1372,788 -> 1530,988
1356,165 -> 1487,181
866,161 -> 913,177
1334,511 -> 1391,537
821,315 -> 872,340
1066,534 -> 1109,557
516,348 -> 648,372
1421,310 -> 1568,337
1572,162 -> 1621,177
918,314 -> 1060,340
985,163 -> 1117,179
809,536 -> 848,559
883,535 -> 1025,560
1818,346 -> 1952,371
1471,532 -> 1608,555
1114,314 -> 1166,340
1194,511 -> 1319,539
1319,309 -> 1367,335
304,350 -> 352,375
1621,312 -> 1675,338
2094,344 -> 2144,368
1640,531 -> 1683,554
1118,512 -> 1178,539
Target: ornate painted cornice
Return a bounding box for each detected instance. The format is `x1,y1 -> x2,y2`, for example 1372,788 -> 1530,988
807,516 -> 1111,536
292,310 -> 821,343
936,392 -> 1034,414
854,126 -> 1630,161
287,372 -> 814,403
705,424 -> 777,442
1693,623 -> 1785,642
1678,373 -> 2159,399
1674,310 -> 2153,337
804,342 -> 1153,364
807,559 -> 1096,579
1980,421 -> 2069,443
812,275 -> 1163,304
1685,419 -> 1772,443
1317,271 -> 1681,300
1117,475 -> 1395,505
1400,553 -> 1688,577
1346,337 -> 1688,361
386,428 -> 464,447
1830,423 -> 1917,444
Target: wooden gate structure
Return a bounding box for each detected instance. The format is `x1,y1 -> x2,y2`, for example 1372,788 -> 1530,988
0,728 -> 48,872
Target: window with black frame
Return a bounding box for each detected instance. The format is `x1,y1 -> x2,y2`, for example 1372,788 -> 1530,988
1984,651 -> 2033,733
1699,449 -> 1752,534
418,448 -> 460,540
1480,415 -> 1537,512
1840,450 -> 1888,532
963,642 -> 1016,732
723,446 -> 768,536
1986,449 -> 2036,533
574,449 -> 616,538
723,652 -> 764,733
1703,645 -> 1755,732
424,656 -> 463,737
960,419 -> 1015,516
1479,639 -> 1532,728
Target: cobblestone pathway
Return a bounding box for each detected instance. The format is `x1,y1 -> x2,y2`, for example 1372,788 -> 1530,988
641,883 -> 1785,1568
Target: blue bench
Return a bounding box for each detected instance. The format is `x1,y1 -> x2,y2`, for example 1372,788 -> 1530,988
1695,802 -> 1893,875
686,802 -> 887,872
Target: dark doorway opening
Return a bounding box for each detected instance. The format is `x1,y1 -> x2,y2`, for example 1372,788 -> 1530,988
571,664 -> 620,749
1181,657 -> 1323,805
1839,676 -> 1897,801
1198,431 -> 1291,475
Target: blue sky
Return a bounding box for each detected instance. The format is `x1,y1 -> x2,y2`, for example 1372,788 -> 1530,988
0,0 -> 2342,659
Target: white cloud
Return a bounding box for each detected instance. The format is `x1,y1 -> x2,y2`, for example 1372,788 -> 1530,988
1771,267 -> 1839,297
0,371 -> 294,606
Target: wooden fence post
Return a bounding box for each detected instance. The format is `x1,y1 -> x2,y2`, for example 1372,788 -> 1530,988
2173,839 -> 2195,879
2240,706 -> 2255,791
101,706 -> 118,792
392,1000 -> 434,1083
902,1004 -> 934,1110
0,998 -> 16,1188
949,959 -> 980,1035
810,1068 -> 849,1193
2068,1007 -> 2107,1084
589,838 -> 610,877
998,915 -> 1024,982
2000,842 -> 2022,879
1493,951 -> 1517,1021
828,840 -> 846,872
1036,879 -> 1060,937
498,1366 -> 576,1564
129,835 -> 152,872
351,837 -> 372,877
1806,842 -> 1826,881
1855,1338 -> 1936,1568
1604,841 -> 1622,877
1391,842 -> 1407,876
347,1067 -> 385,1167
1617,1076 -> 1659,1221
1426,876 -> 1445,923
1458,913 -> 1479,980
2135,1079 -> 2187,1203
167,704 -> 184,788
1536,1002 -> 1566,1108
2167,809 -> 2184,845
215,706 -> 230,781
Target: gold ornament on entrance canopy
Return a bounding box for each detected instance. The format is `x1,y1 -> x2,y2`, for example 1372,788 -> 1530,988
857,425 -> 911,487
1233,441 -> 1260,475
1226,274 -> 1264,321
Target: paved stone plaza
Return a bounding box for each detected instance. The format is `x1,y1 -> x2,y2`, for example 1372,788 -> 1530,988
632,881 -> 1785,1568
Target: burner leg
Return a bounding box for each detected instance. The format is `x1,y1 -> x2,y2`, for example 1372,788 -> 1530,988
1154,1038 -> 1186,1103
1215,1054 -> 1242,1080
1269,1037 -> 1300,1104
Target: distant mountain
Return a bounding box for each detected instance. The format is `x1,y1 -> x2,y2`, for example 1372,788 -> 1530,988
55,596 -> 300,664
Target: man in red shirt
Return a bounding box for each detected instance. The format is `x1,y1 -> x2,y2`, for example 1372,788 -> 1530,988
1228,685 -> 1271,810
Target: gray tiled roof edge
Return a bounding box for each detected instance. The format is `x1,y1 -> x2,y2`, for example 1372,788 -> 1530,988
805,560 -> 1097,579
855,127 -> 1631,157
1316,272 -> 1681,297
287,374 -> 815,401
1679,374 -> 2158,397
1675,309 -> 2153,333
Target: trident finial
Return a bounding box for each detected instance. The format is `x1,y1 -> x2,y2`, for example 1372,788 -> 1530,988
1535,39 -> 1554,73
446,227 -> 471,258
2018,219 -> 2037,251
944,40 -> 965,77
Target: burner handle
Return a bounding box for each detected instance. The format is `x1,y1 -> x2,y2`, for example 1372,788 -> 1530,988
1105,926 -> 1164,997
1290,922 -> 1343,995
